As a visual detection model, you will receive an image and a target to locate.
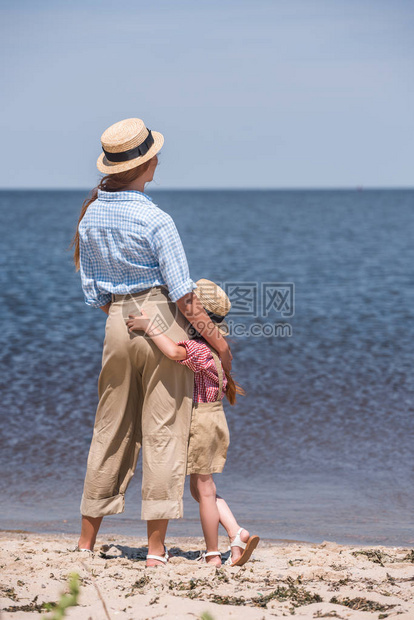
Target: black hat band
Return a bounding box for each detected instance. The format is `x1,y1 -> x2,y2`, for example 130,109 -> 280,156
206,309 -> 226,324
103,129 -> 154,163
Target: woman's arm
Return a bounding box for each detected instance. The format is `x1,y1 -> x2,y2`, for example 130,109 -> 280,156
100,301 -> 111,315
147,212 -> 232,372
176,291 -> 233,373
79,240 -> 112,309
126,311 -> 187,361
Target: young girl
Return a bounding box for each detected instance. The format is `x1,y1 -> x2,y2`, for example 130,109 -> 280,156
126,279 -> 260,567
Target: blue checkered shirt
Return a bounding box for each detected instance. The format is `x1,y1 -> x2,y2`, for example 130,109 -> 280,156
78,189 -> 197,307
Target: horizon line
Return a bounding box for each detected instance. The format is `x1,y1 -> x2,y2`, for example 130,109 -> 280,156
0,186 -> 413,192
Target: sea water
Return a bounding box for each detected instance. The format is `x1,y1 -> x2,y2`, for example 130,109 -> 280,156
0,189 -> 413,545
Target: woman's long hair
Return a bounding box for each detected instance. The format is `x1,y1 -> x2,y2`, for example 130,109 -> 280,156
69,160 -> 152,271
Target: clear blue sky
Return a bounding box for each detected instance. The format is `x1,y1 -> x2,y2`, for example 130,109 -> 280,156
1,0 -> 413,189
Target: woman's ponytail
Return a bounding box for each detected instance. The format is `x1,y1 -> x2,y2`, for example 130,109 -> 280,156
69,159 -> 153,272
70,187 -> 98,271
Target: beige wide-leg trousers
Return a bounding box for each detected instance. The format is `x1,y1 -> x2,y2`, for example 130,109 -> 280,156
80,285 -> 194,521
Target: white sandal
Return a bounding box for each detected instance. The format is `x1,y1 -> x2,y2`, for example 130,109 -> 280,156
146,546 -> 169,565
196,550 -> 222,563
224,528 -> 260,567
72,546 -> 94,555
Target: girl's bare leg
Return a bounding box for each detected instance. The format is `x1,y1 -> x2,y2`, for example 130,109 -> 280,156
190,474 -> 200,502
190,476 -> 250,563
216,495 -> 250,563
78,515 -> 103,551
147,519 -> 169,567
193,474 -> 221,567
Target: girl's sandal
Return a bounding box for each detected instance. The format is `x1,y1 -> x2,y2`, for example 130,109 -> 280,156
225,528 -> 260,567
146,546 -> 169,567
196,550 -> 222,564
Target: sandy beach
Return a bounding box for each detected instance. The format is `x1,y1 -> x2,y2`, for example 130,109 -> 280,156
0,531 -> 413,619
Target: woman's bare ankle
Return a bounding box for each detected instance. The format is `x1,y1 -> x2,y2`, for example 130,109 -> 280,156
77,537 -> 95,551
146,544 -> 167,568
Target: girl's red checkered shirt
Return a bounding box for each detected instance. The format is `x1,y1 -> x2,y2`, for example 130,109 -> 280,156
176,339 -> 227,403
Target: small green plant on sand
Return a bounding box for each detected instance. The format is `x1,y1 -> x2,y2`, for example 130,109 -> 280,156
200,613 -> 215,620
42,572 -> 80,619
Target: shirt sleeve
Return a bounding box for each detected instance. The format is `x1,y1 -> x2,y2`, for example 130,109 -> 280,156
175,340 -> 212,373
79,241 -> 112,308
148,212 -> 197,302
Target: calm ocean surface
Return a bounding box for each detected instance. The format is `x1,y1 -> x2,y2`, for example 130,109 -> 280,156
0,189 -> 413,546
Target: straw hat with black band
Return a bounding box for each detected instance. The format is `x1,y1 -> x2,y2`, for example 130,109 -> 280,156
97,118 -> 164,174
193,279 -> 231,337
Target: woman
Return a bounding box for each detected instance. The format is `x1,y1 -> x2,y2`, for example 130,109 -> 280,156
71,118 -> 232,567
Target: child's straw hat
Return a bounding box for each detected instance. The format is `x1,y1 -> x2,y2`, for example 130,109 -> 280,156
194,279 -> 231,336
97,118 -> 164,174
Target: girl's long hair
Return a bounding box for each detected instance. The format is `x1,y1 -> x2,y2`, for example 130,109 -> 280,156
69,160 -> 152,271
223,366 -> 245,406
